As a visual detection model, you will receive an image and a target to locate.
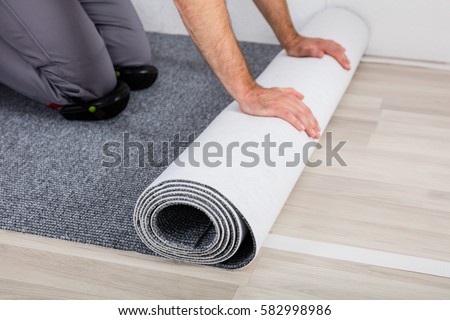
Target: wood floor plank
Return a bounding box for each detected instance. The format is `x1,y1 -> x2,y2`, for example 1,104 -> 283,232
234,249 -> 450,300
309,147 -> 450,192
0,279 -> 102,300
274,171 -> 450,262
291,172 -> 450,214
0,241 -> 238,300
333,94 -> 383,122
347,63 -> 450,100
352,63 -> 450,88
0,230 -> 254,287
272,205 -> 450,262
321,117 -> 378,148
368,133 -> 450,158
382,96 -> 450,117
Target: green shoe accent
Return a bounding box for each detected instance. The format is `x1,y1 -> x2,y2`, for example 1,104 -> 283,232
60,81 -> 130,121
115,71 -> 121,78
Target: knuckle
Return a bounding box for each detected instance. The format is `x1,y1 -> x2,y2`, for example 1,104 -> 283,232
297,105 -> 308,114
278,109 -> 291,119
294,120 -> 303,130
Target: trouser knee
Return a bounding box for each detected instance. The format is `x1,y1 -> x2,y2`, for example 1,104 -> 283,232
42,45 -> 117,105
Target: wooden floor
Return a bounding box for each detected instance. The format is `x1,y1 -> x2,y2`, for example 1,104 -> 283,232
1,62 -> 450,299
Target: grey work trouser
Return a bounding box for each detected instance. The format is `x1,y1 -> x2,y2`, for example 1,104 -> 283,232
0,0 -> 151,106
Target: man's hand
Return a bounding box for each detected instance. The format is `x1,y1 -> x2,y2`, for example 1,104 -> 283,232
252,0 -> 350,70
238,85 -> 321,139
284,35 -> 351,70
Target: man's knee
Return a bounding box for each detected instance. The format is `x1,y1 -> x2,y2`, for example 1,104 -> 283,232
41,45 -> 117,104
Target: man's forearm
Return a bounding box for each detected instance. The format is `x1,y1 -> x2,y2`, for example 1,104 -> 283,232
252,0 -> 300,49
173,0 -> 256,103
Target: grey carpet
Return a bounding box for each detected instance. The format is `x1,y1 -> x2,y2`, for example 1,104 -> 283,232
0,33 -> 279,257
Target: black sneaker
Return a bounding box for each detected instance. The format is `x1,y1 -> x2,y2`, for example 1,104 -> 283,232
115,65 -> 158,91
60,81 -> 130,121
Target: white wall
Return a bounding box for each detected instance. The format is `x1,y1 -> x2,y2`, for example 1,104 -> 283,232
330,0 -> 450,64
131,0 -> 450,64
131,0 -> 326,42
226,0 -> 327,44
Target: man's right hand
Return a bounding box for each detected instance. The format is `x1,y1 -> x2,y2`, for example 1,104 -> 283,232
238,85 -> 321,139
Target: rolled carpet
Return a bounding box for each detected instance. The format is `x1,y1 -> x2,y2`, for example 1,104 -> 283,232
134,8 -> 370,269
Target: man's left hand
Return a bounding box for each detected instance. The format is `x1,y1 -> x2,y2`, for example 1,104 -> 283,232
284,35 -> 351,70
